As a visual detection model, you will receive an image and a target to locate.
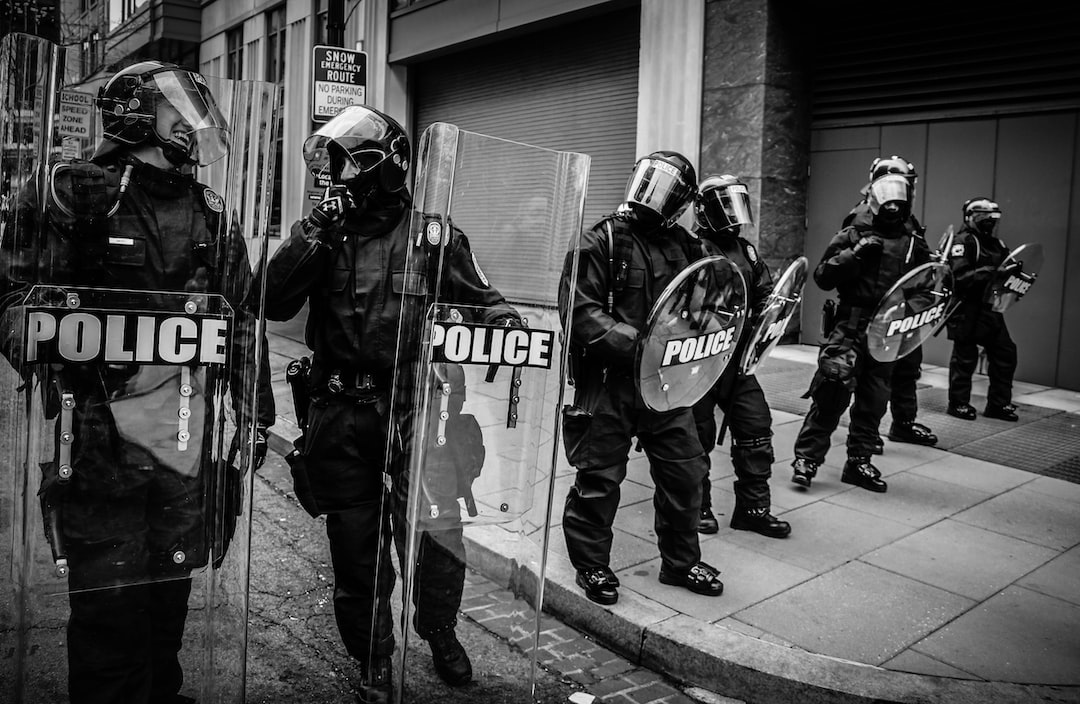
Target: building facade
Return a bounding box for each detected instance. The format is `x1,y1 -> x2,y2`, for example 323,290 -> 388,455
193,0 -> 1080,391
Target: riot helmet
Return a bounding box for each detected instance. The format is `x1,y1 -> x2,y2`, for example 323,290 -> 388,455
963,197 -> 1001,236
867,173 -> 911,223
861,155 -> 917,201
303,105 -> 411,200
694,174 -> 753,235
96,61 -> 229,166
624,151 -> 696,226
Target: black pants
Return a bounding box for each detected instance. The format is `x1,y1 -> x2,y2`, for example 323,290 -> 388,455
67,577 -> 192,704
55,458 -> 202,704
949,311 -> 1017,409
794,340 -> 894,463
562,376 -> 707,574
692,368 -> 774,511
888,344 -> 922,425
307,395 -> 465,663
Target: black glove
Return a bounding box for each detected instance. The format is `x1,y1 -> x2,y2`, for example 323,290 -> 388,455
1001,260 -> 1023,276
853,235 -> 883,257
306,186 -> 354,230
253,426 -> 269,471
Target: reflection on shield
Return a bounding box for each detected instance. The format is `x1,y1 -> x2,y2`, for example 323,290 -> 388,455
0,31 -> 280,703
739,256 -> 808,376
388,122 -> 589,701
867,261 -> 954,363
986,242 -> 1042,313
636,256 -> 747,411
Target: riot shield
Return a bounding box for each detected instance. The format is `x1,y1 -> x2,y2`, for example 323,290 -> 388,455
739,256 -> 807,375
986,242 -> 1042,313
0,34 -> 280,703
635,255 -> 747,411
387,123 -> 589,702
867,261 -> 953,363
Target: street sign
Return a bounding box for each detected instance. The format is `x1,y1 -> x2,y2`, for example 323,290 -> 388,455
311,45 -> 367,123
57,89 -> 93,139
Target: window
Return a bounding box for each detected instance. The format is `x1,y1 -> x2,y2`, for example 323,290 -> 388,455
265,6 -> 287,237
226,26 -> 244,80
314,0 -> 329,46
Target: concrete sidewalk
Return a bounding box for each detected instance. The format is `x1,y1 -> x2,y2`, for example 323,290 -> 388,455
263,316 -> 1080,704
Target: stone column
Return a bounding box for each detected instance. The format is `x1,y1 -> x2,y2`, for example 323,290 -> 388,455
700,0 -> 811,266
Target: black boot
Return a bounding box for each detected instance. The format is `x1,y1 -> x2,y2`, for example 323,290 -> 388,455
947,402 -> 977,420
730,506 -> 791,538
985,403 -> 1019,421
791,458 -> 819,488
888,421 -> 938,446
575,566 -> 619,605
355,656 -> 393,704
698,508 -> 719,534
842,457 -> 887,493
427,627 -> 472,686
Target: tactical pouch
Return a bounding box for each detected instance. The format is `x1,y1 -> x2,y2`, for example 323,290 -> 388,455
821,298 -> 837,338
285,442 -> 321,518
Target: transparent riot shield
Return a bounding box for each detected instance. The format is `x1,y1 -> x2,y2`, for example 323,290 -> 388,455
739,256 -> 808,375
986,242 -> 1042,313
867,261 -> 953,363
0,34 -> 280,703
635,256 -> 747,411
386,122 -> 589,702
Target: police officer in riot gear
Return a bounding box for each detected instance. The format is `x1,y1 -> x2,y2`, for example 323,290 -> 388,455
560,151 -> 723,606
0,60 -> 274,704
263,105 -> 520,703
841,156 -> 937,452
790,169 -> 932,493
945,197 -> 1019,421
690,175 -> 790,538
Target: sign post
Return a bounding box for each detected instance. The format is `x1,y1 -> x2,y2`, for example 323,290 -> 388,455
310,45 -> 367,123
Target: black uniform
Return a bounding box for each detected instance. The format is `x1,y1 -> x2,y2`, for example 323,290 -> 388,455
842,201 -> 926,429
560,210 -> 708,575
794,207 -> 932,464
1,153 -> 274,704
263,197 -> 517,660
691,232 -> 775,514
946,224 -> 1017,409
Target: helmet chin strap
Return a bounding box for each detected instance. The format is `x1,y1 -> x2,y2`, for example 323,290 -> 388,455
153,131 -> 194,167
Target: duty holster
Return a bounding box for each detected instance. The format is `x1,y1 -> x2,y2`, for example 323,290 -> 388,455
285,356 -> 321,518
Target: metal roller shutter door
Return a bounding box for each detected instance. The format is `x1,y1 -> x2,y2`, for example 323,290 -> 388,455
412,8 -> 639,255
811,3 -> 1080,126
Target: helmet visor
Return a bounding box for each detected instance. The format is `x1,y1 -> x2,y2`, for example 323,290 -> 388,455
303,106 -> 401,177
626,158 -> 693,221
868,174 -> 910,209
149,70 -> 230,166
706,182 -> 754,228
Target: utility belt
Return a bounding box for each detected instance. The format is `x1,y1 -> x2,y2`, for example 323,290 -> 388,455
315,367 -> 392,396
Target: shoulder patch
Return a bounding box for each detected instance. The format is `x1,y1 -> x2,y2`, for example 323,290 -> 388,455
471,252 -> 489,287
745,243 -> 758,263
425,220 -> 443,246
203,188 -> 224,213
950,243 -> 965,258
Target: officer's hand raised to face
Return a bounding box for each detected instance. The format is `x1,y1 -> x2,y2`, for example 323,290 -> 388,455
307,185 -> 355,230
853,235 -> 884,257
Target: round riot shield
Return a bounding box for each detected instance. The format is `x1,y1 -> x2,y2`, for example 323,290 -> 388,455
390,122 -> 590,703
986,242 -> 1042,313
739,256 -> 808,375
635,255 -> 747,412
0,36 -> 281,704
867,261 -> 954,363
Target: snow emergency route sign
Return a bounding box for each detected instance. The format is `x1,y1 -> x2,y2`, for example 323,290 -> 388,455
311,45 -> 367,122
